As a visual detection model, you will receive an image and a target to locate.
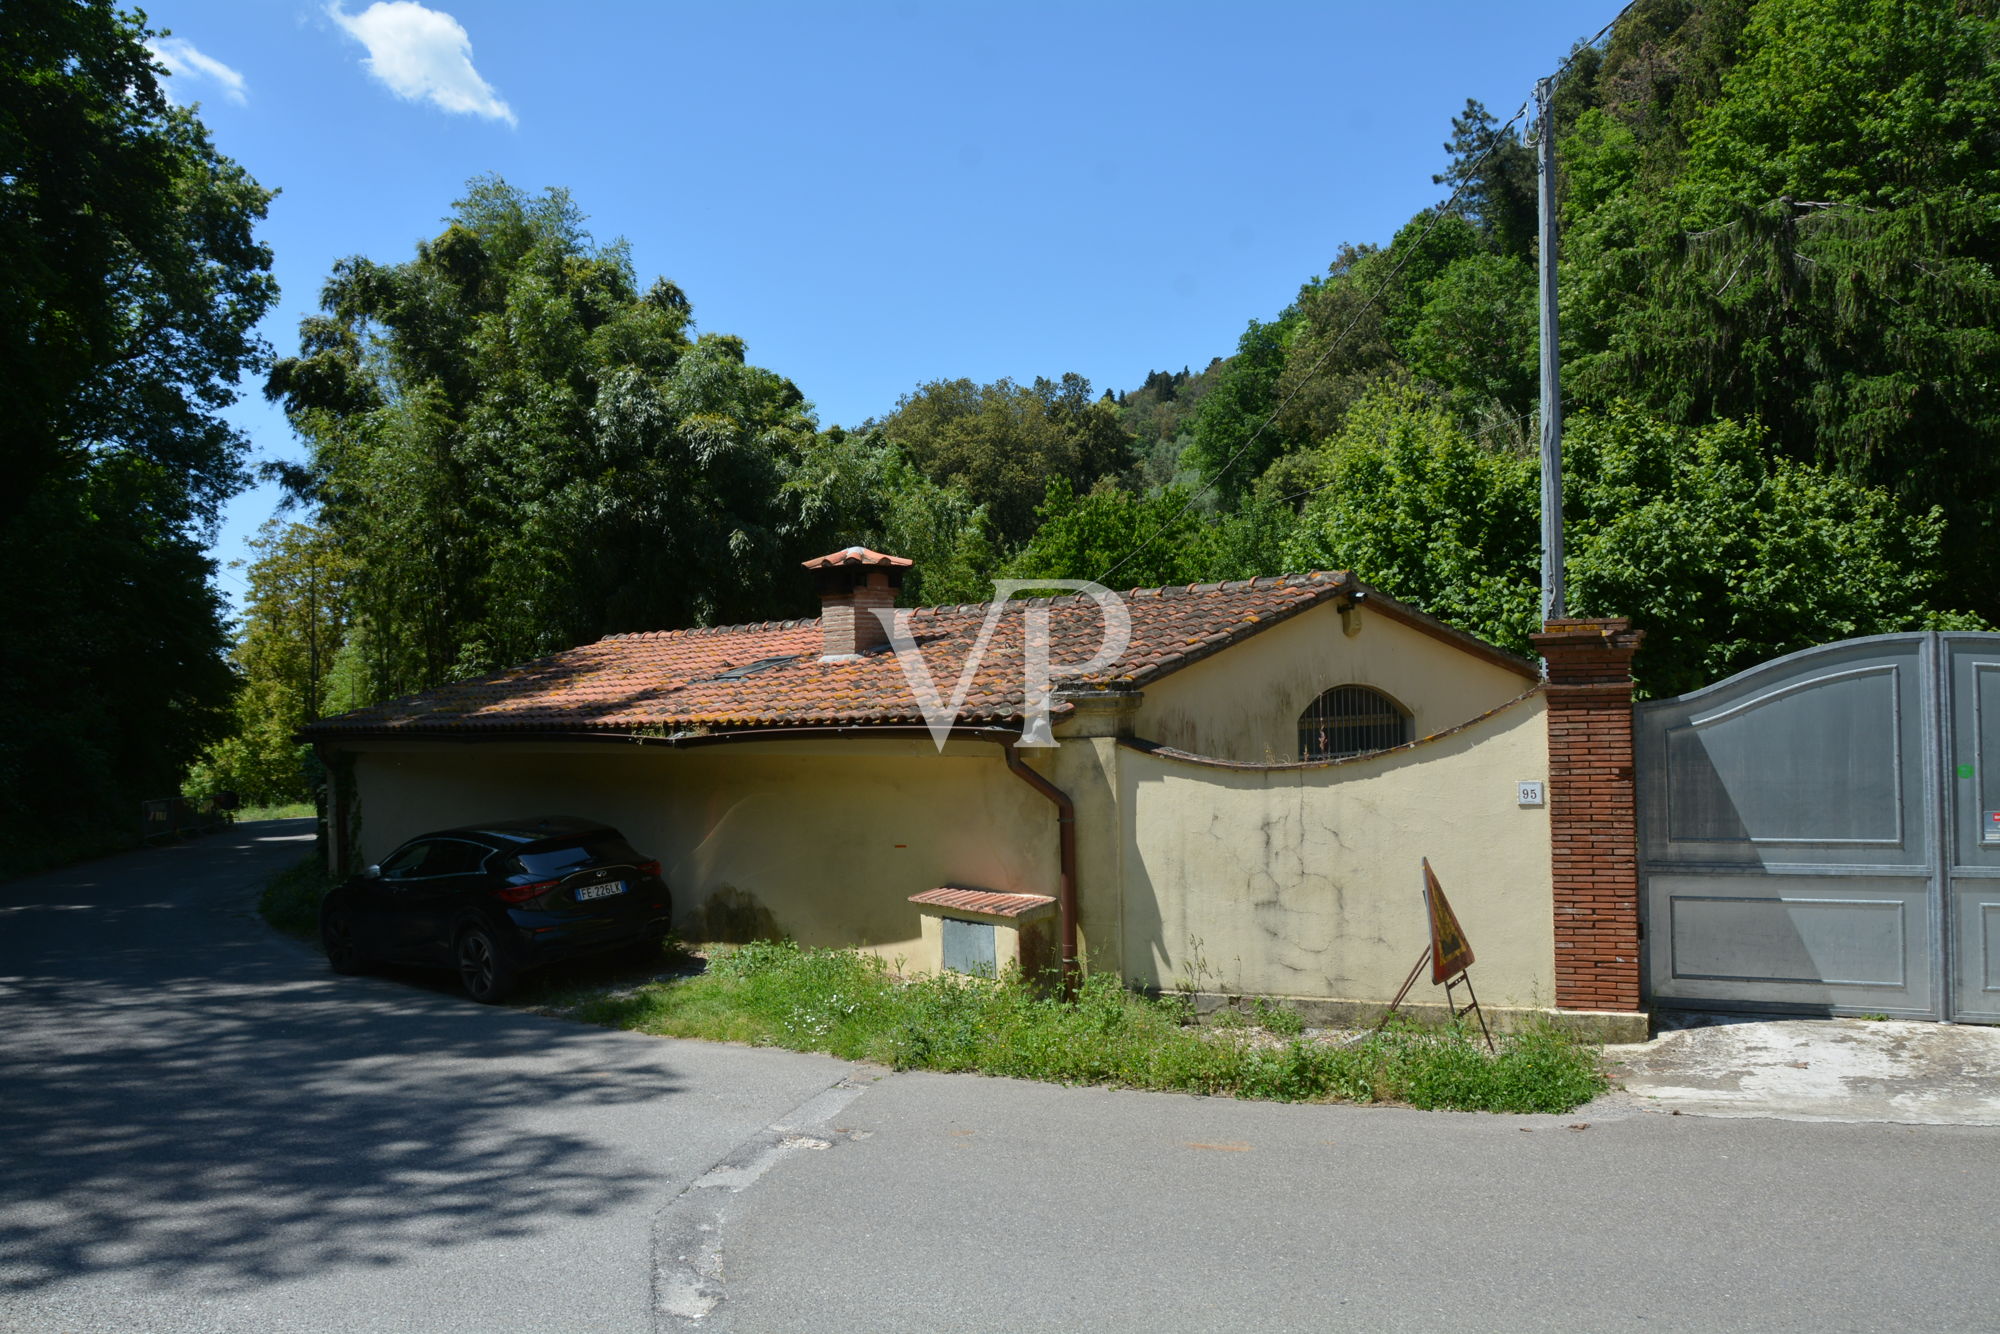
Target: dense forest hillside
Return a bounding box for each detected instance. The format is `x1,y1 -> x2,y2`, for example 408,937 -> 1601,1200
5,1 -> 1992,849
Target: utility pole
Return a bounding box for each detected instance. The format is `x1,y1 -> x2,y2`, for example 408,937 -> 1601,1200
1535,75 -> 1566,622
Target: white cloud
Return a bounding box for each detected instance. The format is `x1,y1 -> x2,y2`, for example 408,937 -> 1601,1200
328,2 -> 515,126
146,37 -> 249,105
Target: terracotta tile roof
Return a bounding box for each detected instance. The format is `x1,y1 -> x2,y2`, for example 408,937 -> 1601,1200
303,570 -> 1531,738
908,888 -> 1057,918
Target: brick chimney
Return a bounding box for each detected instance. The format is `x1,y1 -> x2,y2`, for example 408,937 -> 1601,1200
803,546 -> 912,661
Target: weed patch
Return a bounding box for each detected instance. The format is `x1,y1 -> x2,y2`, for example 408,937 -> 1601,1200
565,942 -> 1607,1114
235,801 -> 316,822
260,855 -> 335,940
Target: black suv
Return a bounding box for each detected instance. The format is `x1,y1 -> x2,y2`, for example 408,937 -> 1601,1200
320,817 -> 673,1002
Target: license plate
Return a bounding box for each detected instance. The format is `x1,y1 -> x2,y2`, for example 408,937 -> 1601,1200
576,880 -> 626,902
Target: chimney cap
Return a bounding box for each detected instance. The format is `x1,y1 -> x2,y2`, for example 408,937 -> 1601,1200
802,545 -> 914,571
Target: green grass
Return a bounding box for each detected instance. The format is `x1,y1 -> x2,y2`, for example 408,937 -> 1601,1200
261,854 -> 336,940
235,801 -> 316,822
568,940 -> 1608,1114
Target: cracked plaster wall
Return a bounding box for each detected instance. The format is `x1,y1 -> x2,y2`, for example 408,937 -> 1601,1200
1117,693 -> 1555,1007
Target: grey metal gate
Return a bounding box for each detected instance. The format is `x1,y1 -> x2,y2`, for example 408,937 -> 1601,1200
1637,632 -> 2000,1023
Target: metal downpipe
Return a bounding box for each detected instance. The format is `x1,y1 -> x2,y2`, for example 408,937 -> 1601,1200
1001,739 -> 1078,997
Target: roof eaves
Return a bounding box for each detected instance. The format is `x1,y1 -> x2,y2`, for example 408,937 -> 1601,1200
1100,571 -> 1361,690
1354,589 -> 1542,679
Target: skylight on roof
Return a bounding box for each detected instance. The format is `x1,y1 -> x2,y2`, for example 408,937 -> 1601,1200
709,655 -> 799,681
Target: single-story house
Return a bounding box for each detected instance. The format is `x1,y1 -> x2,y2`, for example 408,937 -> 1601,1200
304,546 -> 1647,1038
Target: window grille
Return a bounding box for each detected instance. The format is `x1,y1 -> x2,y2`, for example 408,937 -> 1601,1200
1298,685 -> 1410,761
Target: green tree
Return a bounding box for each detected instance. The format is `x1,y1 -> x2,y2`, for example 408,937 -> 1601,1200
185,520 -> 355,806
1182,210 -> 1520,509
877,373 -> 1135,547
1562,409 -> 1980,696
1277,386 -> 1543,647
1181,312 -> 1303,507
0,1 -> 276,867
1007,478 -> 1227,590
1024,0 -> 2000,671
1,0 -> 275,523
1276,387 -> 1974,694
783,428 -> 999,607
269,178 -> 820,701
1562,0 -> 2000,613
1560,0 -> 1753,166
1116,360 -> 1224,493
1434,98 -> 1538,258
1403,252 -> 1539,420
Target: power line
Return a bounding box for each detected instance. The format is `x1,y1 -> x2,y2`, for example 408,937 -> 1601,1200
1093,0 -> 1638,588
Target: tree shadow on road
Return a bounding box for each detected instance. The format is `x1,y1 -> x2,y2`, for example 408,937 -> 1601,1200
0,834 -> 705,1298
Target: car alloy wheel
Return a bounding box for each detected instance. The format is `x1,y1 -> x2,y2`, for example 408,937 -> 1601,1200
323,909 -> 367,975
455,924 -> 515,1003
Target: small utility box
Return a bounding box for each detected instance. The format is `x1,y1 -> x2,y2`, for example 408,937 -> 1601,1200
908,887 -> 1058,983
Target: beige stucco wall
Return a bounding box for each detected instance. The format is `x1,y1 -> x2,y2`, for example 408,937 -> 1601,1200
331,618 -> 1553,1008
1116,691 -> 1555,1009
346,738 -> 1057,967
1133,599 -> 1534,763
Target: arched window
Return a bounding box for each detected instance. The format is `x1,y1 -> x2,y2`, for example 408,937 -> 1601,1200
1298,685 -> 1411,761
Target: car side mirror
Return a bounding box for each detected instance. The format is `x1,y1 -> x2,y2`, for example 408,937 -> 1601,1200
362,864 -> 382,879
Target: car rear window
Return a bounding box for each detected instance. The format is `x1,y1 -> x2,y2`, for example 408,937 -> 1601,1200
513,838 -> 645,878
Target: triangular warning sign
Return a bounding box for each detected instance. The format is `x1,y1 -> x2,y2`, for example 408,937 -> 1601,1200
1424,858 -> 1475,985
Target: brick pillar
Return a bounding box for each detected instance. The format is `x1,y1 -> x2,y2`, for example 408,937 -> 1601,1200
1530,617 -> 1645,1013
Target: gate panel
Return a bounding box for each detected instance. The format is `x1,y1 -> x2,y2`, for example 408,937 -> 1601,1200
1647,874 -> 1931,1011
1662,666 -> 1905,845
1946,638 -> 2000,1022
1638,635 -> 1940,1017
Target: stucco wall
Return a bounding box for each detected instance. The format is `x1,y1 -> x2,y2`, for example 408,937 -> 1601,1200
347,738 -> 1057,966
332,621 -> 1553,1008
1133,599 -> 1534,763
1116,691 -> 1555,1009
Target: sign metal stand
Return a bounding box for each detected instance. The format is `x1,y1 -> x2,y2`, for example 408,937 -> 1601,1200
1370,859 -> 1495,1052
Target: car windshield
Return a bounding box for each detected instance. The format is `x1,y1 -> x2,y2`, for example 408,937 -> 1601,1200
514,838 -> 643,878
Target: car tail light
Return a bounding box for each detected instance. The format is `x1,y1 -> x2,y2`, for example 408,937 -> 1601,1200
636,860 -> 662,879
495,879 -> 560,904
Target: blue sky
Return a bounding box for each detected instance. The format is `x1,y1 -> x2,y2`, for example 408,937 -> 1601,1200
144,0 -> 1616,612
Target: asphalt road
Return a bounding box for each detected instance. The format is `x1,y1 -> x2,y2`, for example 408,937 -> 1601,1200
0,821 -> 853,1333
4,822 -> 1999,1333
